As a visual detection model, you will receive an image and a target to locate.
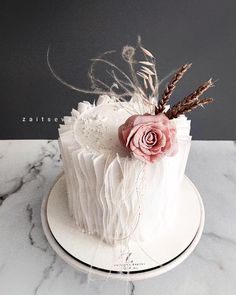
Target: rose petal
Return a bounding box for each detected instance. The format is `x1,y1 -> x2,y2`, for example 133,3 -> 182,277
132,126 -> 146,147
139,144 -> 152,155
126,124 -> 144,146
118,125 -> 130,145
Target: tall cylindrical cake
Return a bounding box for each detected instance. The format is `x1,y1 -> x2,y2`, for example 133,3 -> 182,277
55,40 -> 213,246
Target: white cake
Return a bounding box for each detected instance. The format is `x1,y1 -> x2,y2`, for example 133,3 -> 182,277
58,95 -> 191,245
54,41 -> 213,247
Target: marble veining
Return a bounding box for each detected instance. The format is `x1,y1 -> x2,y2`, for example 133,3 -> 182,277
0,140 -> 236,295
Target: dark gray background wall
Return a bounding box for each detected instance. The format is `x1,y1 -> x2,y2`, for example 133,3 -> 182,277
0,0 -> 235,139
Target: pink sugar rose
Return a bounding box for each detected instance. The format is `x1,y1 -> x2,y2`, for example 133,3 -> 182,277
118,113 -> 177,163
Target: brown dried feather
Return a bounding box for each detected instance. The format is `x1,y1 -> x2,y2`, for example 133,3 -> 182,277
167,79 -> 214,117
156,63 -> 192,114
166,98 -> 213,119
182,79 -> 213,104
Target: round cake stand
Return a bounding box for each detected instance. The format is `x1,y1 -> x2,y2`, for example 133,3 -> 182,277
41,174 -> 205,281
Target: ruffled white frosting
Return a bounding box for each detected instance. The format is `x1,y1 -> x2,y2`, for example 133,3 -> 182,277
59,96 -> 191,245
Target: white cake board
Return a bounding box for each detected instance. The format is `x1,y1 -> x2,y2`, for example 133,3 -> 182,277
41,174 -> 204,281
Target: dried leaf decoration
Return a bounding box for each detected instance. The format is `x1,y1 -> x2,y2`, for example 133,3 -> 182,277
47,37 -> 214,118
165,79 -> 214,118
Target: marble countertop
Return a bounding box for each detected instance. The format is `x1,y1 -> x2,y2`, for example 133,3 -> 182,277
0,140 -> 235,295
